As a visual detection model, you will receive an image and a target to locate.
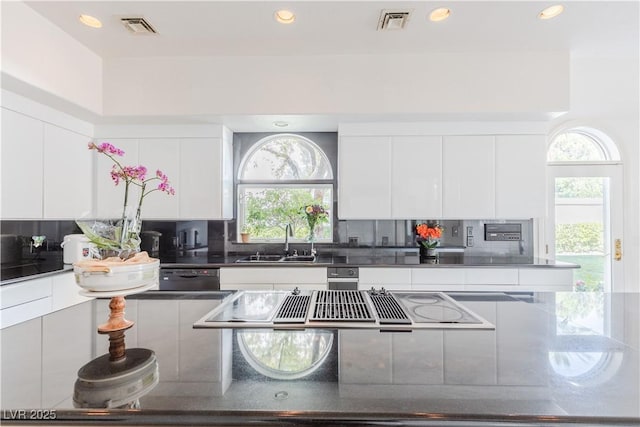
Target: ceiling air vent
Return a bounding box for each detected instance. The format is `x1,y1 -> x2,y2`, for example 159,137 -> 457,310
121,17 -> 157,34
377,10 -> 411,31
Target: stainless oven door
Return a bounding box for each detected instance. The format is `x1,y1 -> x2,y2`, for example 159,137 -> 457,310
159,268 -> 220,291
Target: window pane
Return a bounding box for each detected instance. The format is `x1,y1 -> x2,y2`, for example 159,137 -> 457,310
555,177 -> 610,292
548,132 -> 606,161
239,185 -> 332,241
240,135 -> 333,180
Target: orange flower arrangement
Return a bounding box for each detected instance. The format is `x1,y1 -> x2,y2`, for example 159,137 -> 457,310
415,223 -> 443,249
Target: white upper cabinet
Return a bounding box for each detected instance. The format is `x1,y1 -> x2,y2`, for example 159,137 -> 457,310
391,136 -> 442,218
338,136 -> 392,218
95,139 -> 139,219
179,138 -> 227,219
94,125 -> 232,220
339,135 -> 443,219
138,139 -> 180,219
495,135 -> 546,218
43,124 -> 92,219
442,136 -> 495,219
1,108 -> 43,219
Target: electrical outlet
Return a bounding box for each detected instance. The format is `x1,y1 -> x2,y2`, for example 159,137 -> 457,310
451,226 -> 459,237
467,236 -> 474,247
466,226 -> 473,237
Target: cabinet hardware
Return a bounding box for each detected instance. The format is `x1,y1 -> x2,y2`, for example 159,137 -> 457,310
615,239 -> 622,261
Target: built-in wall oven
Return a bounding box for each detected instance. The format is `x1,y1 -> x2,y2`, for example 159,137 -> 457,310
327,267 -> 359,290
159,268 -> 220,291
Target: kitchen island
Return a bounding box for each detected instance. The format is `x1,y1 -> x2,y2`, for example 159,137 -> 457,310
0,290 -> 637,426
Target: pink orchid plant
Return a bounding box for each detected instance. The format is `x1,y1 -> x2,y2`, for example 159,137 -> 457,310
78,142 -> 175,256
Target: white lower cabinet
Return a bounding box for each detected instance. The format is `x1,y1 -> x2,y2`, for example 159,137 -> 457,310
0,317 -> 42,408
464,268 -> 519,291
220,267 -> 327,291
0,277 -> 52,329
519,268 -> 574,291
411,268 -> 466,291
359,268 -> 411,290
410,267 -> 572,291
218,266 -> 572,292
51,272 -> 93,312
443,301 -> 497,385
496,298 -> 548,386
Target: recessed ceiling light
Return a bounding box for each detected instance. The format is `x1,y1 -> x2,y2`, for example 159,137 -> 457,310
273,121 -> 289,128
538,5 -> 564,20
429,7 -> 451,22
79,14 -> 102,28
274,9 -> 295,24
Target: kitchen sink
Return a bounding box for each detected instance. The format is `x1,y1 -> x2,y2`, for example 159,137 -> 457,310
281,255 -> 316,262
235,254 -> 284,263
235,254 -> 316,263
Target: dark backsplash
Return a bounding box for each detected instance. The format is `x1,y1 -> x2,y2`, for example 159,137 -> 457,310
1,218 -> 533,281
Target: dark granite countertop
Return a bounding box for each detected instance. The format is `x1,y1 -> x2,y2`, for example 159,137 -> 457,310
1,291 -> 637,425
1,252 -> 578,286
160,253 -> 578,268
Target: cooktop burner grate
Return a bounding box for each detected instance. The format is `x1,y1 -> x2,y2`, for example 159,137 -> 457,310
309,290 -> 374,322
273,294 -> 311,323
369,293 -> 412,324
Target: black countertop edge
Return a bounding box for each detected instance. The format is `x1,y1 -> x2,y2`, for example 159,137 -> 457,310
1,409 -> 636,426
158,255 -> 578,269
0,256 -> 579,286
0,265 -> 74,286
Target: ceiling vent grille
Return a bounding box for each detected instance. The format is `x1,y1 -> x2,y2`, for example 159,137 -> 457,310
121,17 -> 157,34
377,10 -> 411,31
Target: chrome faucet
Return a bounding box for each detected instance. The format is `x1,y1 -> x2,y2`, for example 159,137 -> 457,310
284,223 -> 293,255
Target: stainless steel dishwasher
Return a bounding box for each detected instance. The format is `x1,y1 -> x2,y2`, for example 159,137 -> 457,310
327,267 -> 359,290
159,267 -> 220,291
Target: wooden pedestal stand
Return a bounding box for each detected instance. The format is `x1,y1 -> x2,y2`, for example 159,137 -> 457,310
98,296 -> 135,362
73,286 -> 159,409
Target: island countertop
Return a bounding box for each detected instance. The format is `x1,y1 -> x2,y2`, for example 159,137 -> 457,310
0,291 -> 636,426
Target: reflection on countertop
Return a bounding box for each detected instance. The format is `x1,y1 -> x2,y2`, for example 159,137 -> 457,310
0,292 -> 637,424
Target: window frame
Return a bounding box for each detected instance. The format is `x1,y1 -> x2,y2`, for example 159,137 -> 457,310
234,132 -> 337,243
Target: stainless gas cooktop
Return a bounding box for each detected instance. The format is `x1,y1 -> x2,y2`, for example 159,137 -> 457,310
193,289 -> 494,331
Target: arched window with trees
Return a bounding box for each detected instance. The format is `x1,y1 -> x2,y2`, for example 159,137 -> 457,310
237,134 -> 334,242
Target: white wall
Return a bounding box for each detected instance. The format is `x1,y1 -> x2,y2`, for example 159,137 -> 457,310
102,52 -> 569,117
550,56 -> 640,292
0,1 -> 103,114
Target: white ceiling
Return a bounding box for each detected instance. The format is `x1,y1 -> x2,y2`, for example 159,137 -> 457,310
24,1 -> 639,59
17,1 -> 640,131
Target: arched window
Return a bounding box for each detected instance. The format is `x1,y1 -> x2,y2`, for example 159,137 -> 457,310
547,127 -> 620,162
237,134 -> 334,242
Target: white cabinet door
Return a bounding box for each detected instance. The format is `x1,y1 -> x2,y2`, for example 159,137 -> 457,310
43,124 -> 92,219
138,139 -> 180,219
495,135 -> 546,219
180,138 -> 223,219
95,139 -> 139,218
51,272 -> 92,311
442,136 -> 495,219
518,268 -> 573,291
274,283 -> 326,291
1,108 -> 43,219
338,136 -> 391,219
359,268 -> 412,290
0,277 -> 52,329
391,136 -> 442,218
